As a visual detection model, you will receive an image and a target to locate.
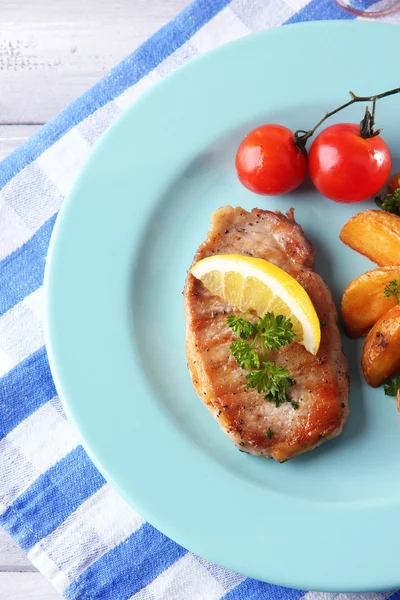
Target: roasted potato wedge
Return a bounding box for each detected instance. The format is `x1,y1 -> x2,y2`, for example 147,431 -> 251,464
340,209 -> 400,266
361,305 -> 400,387
341,266 -> 400,337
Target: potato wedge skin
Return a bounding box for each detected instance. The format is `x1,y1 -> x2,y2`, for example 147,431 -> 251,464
362,305 -> 400,387
340,210 -> 400,266
341,266 -> 400,337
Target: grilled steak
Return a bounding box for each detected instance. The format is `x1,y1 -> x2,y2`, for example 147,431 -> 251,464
184,206 -> 349,462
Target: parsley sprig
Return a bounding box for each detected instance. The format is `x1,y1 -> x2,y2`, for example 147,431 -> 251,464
227,311 -> 298,409
384,377 -> 400,397
226,314 -> 256,340
376,186 -> 400,216
384,280 -> 400,304
381,283 -> 400,400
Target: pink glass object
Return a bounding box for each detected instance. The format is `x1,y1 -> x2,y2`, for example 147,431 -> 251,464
335,0 -> 400,16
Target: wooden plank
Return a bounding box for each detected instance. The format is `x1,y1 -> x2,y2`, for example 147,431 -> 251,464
0,530 -> 36,572
1,0 -> 190,124
0,125 -> 41,161
0,573 -> 62,599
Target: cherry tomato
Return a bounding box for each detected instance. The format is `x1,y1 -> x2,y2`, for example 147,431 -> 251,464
389,172 -> 400,192
235,124 -> 307,195
308,123 -> 391,203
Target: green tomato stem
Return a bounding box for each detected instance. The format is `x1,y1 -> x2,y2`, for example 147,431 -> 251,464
294,86 -> 400,151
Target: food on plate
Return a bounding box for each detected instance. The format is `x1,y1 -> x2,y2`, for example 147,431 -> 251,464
384,279 -> 400,303
384,376 -> 400,398
236,87 -> 400,200
184,206 -> 349,462
225,311 -> 298,409
388,173 -> 400,192
361,305 -> 400,387
339,208 -> 400,395
308,122 -> 391,203
383,378 -> 400,412
190,252 -> 321,408
235,124 -> 307,195
190,253 -> 321,354
341,267 -> 400,337
376,184 -> 400,216
339,209 -> 400,266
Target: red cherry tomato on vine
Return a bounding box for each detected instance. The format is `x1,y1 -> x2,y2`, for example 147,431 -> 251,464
308,123 -> 391,203
388,172 -> 400,192
235,124 -> 307,195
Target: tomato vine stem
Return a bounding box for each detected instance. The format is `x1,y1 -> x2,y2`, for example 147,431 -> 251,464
294,86 -> 400,151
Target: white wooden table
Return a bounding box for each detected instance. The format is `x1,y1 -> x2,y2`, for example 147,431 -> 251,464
0,1 -> 188,597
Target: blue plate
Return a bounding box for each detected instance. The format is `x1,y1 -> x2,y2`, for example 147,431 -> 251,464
45,21 -> 400,592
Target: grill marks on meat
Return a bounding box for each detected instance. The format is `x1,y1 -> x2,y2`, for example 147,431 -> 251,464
184,206 -> 349,462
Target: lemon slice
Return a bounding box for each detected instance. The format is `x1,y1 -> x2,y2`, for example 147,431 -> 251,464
190,254 -> 321,355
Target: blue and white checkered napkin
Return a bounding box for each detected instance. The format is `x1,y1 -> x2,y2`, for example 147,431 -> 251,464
1,1 -> 400,598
